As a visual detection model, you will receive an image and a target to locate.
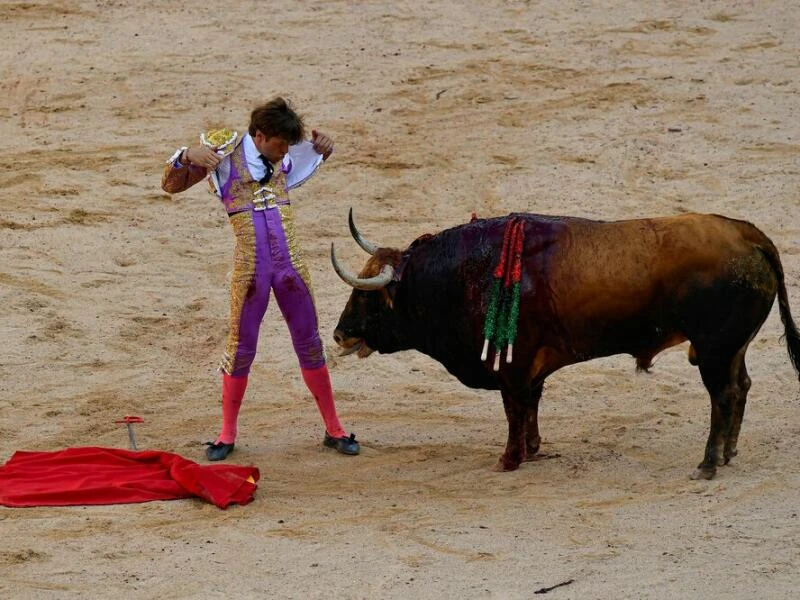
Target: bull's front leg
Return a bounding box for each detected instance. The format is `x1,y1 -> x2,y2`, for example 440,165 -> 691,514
495,388 -> 527,471
523,383 -> 543,460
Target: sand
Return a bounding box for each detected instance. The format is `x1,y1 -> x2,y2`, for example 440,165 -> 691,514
1,1 -> 799,598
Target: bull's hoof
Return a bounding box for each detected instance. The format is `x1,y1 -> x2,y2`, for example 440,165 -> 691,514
723,448 -> 738,463
524,452 -> 561,462
690,466 -> 716,480
525,438 -> 541,458
524,447 -> 540,459
493,457 -> 521,472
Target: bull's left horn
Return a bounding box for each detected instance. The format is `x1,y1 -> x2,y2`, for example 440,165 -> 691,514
349,208 -> 378,255
330,243 -> 394,290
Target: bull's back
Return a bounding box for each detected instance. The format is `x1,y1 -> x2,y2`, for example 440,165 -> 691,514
514,213 -> 777,367
428,211 -> 769,328
543,214 -> 767,317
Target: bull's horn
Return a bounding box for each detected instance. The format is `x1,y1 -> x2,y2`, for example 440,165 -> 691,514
330,243 -> 394,290
348,207 -> 378,255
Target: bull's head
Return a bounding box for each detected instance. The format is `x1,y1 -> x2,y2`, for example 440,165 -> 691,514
331,209 -> 405,358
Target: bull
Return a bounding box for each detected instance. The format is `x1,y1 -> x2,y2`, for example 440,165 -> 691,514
330,209 -> 800,479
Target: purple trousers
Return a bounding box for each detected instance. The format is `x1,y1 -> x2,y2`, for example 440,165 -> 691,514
220,207 -> 325,376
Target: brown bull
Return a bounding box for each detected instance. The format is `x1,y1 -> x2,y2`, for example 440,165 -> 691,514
331,210 -> 800,479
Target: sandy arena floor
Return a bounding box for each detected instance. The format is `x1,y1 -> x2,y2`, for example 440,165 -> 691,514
1,1 -> 799,598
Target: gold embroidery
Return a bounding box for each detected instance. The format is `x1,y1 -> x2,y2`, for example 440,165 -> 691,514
220,211 -> 257,374
276,205 -> 312,293
224,142 -> 269,213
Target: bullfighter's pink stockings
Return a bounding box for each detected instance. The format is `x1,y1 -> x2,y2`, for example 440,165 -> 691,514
216,373 -> 248,445
300,365 -> 346,438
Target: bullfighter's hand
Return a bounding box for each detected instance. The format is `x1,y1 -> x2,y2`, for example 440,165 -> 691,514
311,129 -> 334,161
184,145 -> 222,170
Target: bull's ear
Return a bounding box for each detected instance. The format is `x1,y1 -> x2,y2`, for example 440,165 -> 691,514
381,282 -> 398,310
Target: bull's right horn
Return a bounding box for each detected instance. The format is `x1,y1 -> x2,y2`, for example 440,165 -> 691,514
330,243 -> 394,290
349,207 -> 378,255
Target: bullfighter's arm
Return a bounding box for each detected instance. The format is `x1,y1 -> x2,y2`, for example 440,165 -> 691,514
284,130 -> 334,190
161,146 -> 210,193
285,141 -> 324,190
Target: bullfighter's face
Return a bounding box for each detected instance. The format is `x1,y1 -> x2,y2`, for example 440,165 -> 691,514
253,131 -> 290,164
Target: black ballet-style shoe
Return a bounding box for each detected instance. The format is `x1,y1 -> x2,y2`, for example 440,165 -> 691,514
205,441 -> 235,461
323,432 -> 360,456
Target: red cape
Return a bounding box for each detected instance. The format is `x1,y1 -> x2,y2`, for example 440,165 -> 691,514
0,447 -> 260,509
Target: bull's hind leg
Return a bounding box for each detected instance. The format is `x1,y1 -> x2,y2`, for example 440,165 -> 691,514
724,349 -> 751,463
684,255 -> 775,479
693,348 -> 749,480
693,359 -> 735,479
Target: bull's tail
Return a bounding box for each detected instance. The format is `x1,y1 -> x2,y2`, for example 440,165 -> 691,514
758,239 -> 800,379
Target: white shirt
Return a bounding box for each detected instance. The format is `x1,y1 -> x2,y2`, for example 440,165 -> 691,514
209,133 -> 323,197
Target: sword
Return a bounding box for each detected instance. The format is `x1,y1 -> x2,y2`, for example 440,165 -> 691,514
115,416 -> 144,450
